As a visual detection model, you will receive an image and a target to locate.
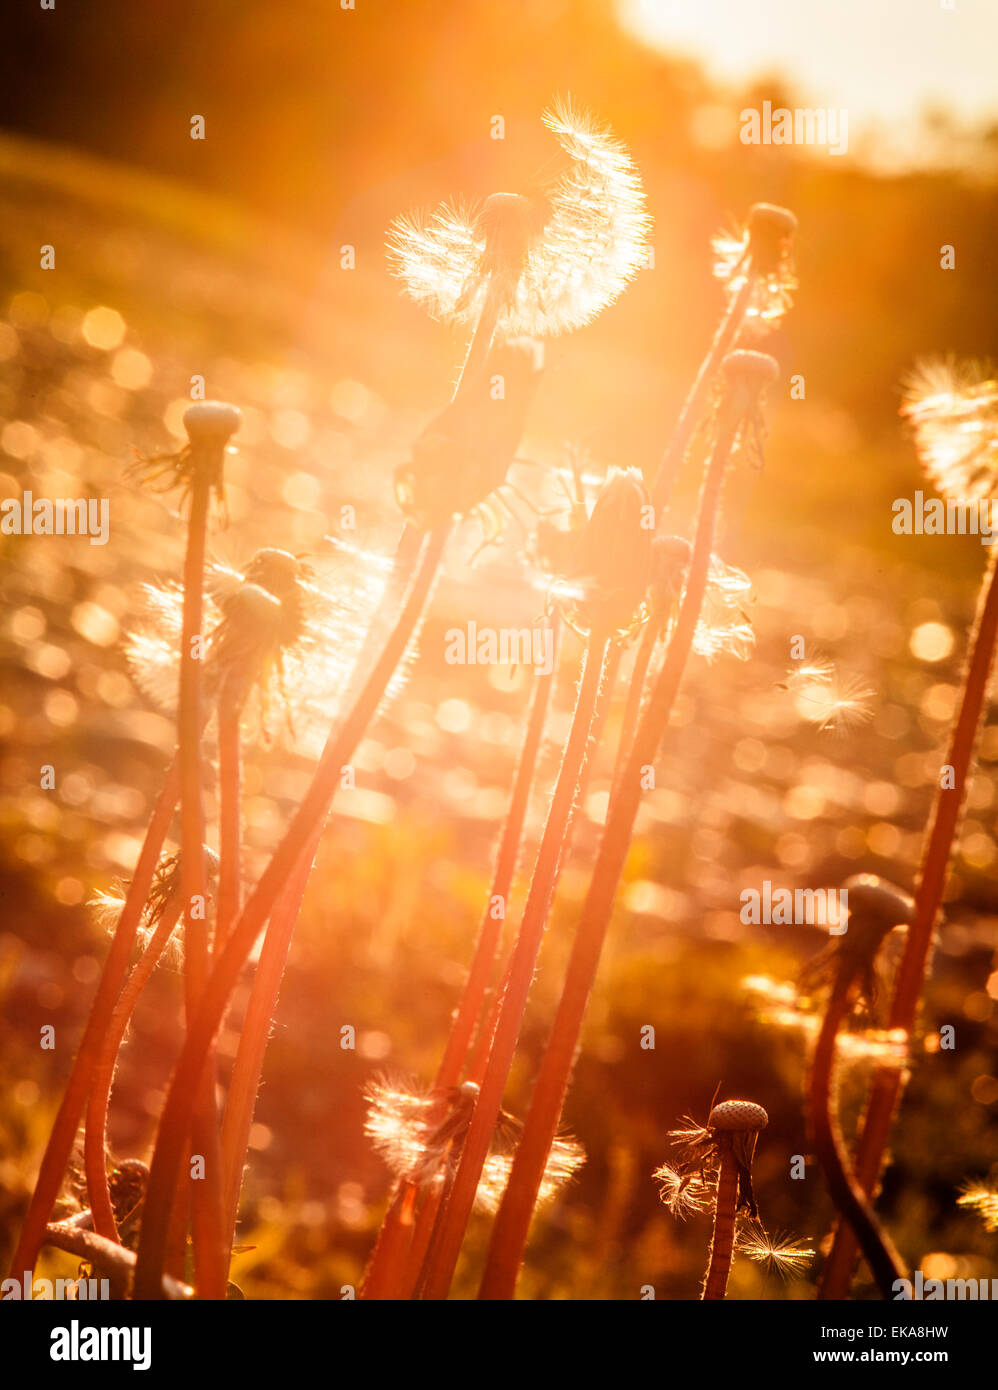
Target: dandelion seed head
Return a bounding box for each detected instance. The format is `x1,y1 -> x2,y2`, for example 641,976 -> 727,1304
654,1161 -> 713,1219
789,667 -> 874,733
735,1219 -> 813,1278
125,549 -> 377,753
692,556 -> 755,662
901,358 -> 998,501
957,1181 -> 998,1232
713,205 -> 797,326
552,466 -> 653,641
388,98 -> 650,337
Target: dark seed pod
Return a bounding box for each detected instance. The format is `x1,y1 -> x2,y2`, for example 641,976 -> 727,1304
559,467 -> 652,638
747,203 -> 798,275
394,338 -> 542,529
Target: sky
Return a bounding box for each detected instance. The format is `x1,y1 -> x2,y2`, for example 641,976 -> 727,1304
618,0 -> 998,155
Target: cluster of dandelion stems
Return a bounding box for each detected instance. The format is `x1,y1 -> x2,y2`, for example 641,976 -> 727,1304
17,97 -> 976,1302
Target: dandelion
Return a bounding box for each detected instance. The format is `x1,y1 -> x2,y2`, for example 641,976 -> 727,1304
363,1077 -> 583,1210
957,1180 -> 998,1233
806,876 -> 912,1298
661,1098 -> 770,1300
653,1161 -> 714,1220
712,203 -> 798,327
543,466 -> 653,641
785,663 -> 874,733
735,1220 -> 813,1279
692,557 -> 755,662
126,549 -> 375,754
128,401 -> 242,515
393,337 -> 543,534
388,99 -> 649,341
825,355 -> 998,1296
901,359 -> 998,500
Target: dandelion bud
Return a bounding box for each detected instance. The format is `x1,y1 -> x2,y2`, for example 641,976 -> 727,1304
182,401 -> 242,448
130,401 -> 241,509
212,583 -> 285,705
565,467 -> 652,638
719,348 -> 780,424
841,874 -> 914,929
395,337 -> 542,528
746,203 -> 798,275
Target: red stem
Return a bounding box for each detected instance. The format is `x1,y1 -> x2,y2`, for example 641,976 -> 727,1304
362,619 -> 561,1300
84,895 -> 184,1242
820,546 -> 998,1296
418,635 -> 610,1300
7,762 -> 179,1282
476,417 -> 738,1299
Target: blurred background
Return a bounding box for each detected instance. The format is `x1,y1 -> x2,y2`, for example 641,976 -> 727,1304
0,0 -> 996,1298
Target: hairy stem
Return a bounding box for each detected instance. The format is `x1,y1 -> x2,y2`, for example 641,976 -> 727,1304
362,622 -> 560,1300
8,763 -> 179,1282
84,895 -> 184,1243
809,976 -> 907,1298
220,839 -> 317,1259
418,634 -> 611,1300
178,473 -> 227,1301
476,420 -> 738,1299
702,1151 -> 739,1300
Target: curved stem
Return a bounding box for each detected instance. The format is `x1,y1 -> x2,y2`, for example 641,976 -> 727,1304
476,420 -> 738,1300
418,635 -> 610,1300
84,895 -> 184,1243
702,1151 -> 739,1300
821,547 -> 998,1297
134,525 -> 448,1298
7,761 -> 179,1283
809,977 -> 907,1299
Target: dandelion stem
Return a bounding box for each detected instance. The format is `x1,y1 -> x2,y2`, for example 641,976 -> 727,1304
476,415 -> 739,1299
42,1222 -> 192,1300
609,617 -> 659,803
177,472 -> 228,1301
417,634 -> 610,1300
216,695 -> 243,953
651,276 -> 753,510
453,282 -> 502,402
84,893 -> 184,1244
808,975 -> 907,1298
7,762 -> 179,1283
820,546 -> 998,1297
702,1152 -> 739,1300
362,619 -> 560,1300
134,525 -> 448,1298
438,618 -> 561,1091
220,838 -> 317,1259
